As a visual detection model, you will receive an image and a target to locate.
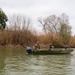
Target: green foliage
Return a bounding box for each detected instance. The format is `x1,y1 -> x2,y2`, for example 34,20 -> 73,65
59,24 -> 71,44
59,13 -> 71,44
0,8 -> 8,29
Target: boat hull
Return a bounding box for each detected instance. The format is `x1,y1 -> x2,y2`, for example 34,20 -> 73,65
27,49 -> 74,55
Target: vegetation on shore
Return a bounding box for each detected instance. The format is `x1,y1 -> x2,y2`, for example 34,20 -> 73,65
0,8 -> 75,48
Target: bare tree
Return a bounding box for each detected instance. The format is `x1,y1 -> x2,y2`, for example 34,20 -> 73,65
21,16 -> 31,31
38,13 -> 72,44
38,15 -> 60,34
8,14 -> 31,31
7,14 -> 32,45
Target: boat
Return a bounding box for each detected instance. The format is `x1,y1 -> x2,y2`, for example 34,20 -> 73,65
26,48 -> 74,55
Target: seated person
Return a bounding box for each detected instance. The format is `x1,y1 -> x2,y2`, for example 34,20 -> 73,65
64,45 -> 68,49
26,46 -> 32,53
34,41 -> 40,50
48,43 -> 54,51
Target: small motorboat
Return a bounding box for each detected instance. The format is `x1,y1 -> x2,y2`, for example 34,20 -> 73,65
26,48 -> 74,55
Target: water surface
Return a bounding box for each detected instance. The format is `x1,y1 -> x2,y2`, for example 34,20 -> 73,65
0,48 -> 75,75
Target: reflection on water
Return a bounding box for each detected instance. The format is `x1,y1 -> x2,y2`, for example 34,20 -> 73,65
0,48 -> 75,75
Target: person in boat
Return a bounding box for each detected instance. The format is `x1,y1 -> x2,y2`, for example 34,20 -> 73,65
34,41 -> 40,51
64,45 -> 68,49
49,43 -> 54,51
26,45 -> 32,53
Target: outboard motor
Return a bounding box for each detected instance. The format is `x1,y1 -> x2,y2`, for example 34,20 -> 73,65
26,46 -> 32,53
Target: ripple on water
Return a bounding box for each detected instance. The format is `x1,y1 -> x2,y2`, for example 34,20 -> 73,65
0,49 -> 75,75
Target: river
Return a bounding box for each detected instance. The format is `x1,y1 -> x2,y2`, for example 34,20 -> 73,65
0,48 -> 75,75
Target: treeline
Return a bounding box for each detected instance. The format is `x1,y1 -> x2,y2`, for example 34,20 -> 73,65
0,29 -> 75,48
0,29 -> 37,46
0,8 -> 75,47
38,33 -> 75,48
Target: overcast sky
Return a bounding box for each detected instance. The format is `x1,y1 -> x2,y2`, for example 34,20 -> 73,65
0,0 -> 75,35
